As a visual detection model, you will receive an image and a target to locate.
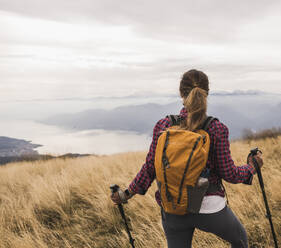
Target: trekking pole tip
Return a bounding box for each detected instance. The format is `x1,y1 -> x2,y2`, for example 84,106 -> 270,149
250,147 -> 259,155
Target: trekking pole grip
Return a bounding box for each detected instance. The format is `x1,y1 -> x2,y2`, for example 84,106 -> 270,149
110,184 -> 120,194
250,147 -> 261,170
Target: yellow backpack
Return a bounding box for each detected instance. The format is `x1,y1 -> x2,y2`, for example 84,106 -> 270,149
155,115 -> 215,215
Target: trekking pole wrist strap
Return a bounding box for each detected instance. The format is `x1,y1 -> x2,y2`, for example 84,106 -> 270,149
124,188 -> 135,199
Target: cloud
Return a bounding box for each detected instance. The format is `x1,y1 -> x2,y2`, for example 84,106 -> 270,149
0,0 -> 280,43
0,0 -> 281,102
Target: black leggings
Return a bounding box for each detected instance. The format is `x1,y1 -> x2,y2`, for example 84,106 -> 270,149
161,206 -> 248,248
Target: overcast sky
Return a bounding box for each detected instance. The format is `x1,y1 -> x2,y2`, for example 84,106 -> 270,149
1,0 -> 281,102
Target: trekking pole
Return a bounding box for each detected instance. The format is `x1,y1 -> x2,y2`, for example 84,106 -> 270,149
110,184 -> 135,248
249,148 -> 279,248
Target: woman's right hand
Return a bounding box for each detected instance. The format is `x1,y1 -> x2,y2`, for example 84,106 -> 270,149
110,188 -> 134,205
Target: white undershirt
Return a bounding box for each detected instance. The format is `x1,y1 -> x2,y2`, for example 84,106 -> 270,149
199,195 -> 226,214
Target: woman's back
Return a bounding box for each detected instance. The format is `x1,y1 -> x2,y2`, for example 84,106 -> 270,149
111,69 -> 263,248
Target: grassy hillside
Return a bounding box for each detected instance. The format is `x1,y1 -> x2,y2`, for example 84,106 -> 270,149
0,137 -> 280,247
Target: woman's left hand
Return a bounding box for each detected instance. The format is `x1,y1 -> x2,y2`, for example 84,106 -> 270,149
248,151 -> 263,173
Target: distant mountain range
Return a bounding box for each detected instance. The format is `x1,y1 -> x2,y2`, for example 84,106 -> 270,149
41,94 -> 281,139
42,102 -> 182,134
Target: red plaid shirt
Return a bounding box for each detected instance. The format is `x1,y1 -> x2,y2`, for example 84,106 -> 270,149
129,108 -> 255,206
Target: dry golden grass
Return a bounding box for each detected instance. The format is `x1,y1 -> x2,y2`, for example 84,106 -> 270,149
0,137 -> 280,247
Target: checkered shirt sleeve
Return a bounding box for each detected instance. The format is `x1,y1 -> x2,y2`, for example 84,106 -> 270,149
210,120 -> 255,184
128,117 -> 171,195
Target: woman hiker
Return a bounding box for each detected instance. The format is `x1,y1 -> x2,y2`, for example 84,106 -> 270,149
111,69 -> 263,248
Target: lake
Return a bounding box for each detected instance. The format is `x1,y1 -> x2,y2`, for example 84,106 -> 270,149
0,120 -> 151,155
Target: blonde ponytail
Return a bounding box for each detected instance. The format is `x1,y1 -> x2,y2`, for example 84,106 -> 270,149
182,87 -> 208,131
179,69 -> 209,131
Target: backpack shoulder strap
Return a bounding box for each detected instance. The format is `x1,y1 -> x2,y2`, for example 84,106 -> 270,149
167,115 -> 181,126
167,115 -> 218,129
201,116 -> 218,131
